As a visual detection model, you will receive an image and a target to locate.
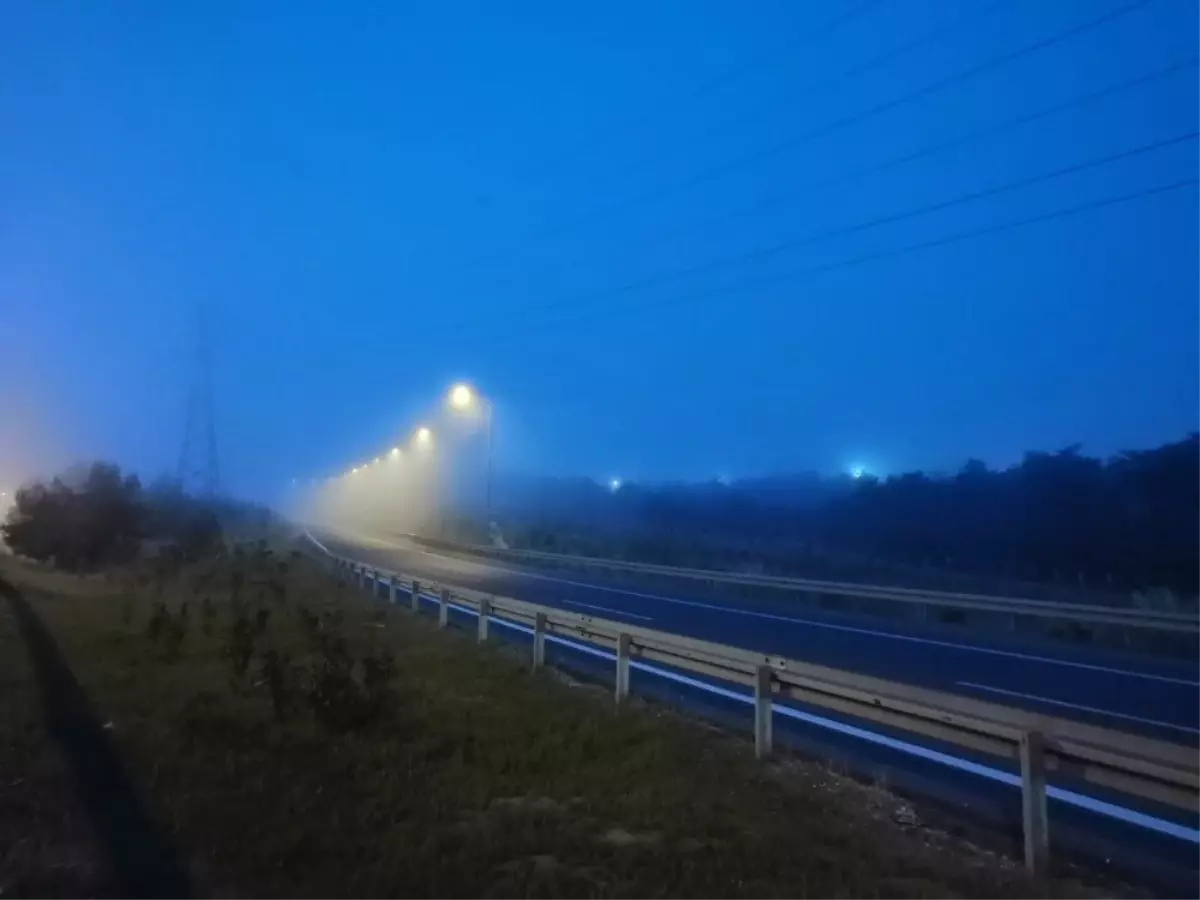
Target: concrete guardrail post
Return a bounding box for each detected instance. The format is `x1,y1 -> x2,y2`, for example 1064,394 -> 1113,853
1020,730 -> 1049,876
754,665 -> 773,759
478,597 -> 491,642
411,580 -> 421,612
532,612 -> 547,670
439,588 -> 450,629
388,576 -> 398,605
615,633 -> 632,704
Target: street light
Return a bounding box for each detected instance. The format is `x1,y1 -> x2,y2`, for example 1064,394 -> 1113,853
446,382 -> 494,531
449,383 -> 473,411
389,446 -> 401,458
414,426 -> 432,446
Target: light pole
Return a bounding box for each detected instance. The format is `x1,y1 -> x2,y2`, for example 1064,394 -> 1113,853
448,383 -> 493,534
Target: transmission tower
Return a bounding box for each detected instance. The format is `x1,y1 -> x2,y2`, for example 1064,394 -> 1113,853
177,308 -> 220,496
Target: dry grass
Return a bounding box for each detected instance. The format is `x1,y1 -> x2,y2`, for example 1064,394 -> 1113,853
0,545 -> 1129,898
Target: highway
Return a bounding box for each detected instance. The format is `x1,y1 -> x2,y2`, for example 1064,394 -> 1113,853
319,528 -> 1198,739
312,526 -> 1199,886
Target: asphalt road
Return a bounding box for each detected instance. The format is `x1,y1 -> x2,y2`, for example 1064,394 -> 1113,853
310,526 -> 1200,887
317,528 -> 1198,741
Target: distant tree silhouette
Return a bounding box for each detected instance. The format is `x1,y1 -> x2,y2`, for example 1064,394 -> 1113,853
488,434 -> 1199,598
2,462 -> 143,569
2,463 -> 236,570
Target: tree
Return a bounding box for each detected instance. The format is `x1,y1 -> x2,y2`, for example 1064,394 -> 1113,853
2,462 -> 142,569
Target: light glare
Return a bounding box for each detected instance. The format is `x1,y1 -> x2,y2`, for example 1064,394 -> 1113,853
449,383 -> 474,410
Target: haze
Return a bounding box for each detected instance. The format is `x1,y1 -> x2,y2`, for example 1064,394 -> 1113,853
2,0 -> 1197,502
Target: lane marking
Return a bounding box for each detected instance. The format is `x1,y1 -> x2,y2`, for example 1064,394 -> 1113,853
396,583 -> 1200,843
559,599 -> 654,621
436,557 -> 1199,687
305,530 -> 332,555
956,682 -> 1200,735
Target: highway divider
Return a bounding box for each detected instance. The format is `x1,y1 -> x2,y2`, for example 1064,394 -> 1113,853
307,534 -> 1199,877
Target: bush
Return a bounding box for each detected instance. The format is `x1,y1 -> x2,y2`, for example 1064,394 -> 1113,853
2,463 -> 142,569
1,464 -> 234,572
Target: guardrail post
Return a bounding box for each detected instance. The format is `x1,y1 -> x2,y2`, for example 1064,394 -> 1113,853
615,633 -> 632,704
1020,730 -> 1049,876
754,665 -> 773,759
411,580 -> 421,612
532,612 -> 547,670
478,597 -> 491,642
438,588 -> 450,629
388,576 -> 398,604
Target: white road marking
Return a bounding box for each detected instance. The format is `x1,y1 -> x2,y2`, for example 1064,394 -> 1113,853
559,599 -> 654,621
367,575 -> 1200,843
956,682 -> 1200,734
413,553 -> 1199,687
314,531 -> 1200,688
413,591 -> 1199,845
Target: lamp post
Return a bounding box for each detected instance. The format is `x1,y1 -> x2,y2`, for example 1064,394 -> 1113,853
448,383 -> 493,534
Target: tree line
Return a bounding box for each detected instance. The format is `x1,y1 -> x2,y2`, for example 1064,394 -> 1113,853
488,434 -> 1199,600
1,462 -> 276,570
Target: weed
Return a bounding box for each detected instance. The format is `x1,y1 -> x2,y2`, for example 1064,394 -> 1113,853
201,597 -> 216,636
146,602 -> 168,641
225,614 -> 256,680
259,649 -> 293,720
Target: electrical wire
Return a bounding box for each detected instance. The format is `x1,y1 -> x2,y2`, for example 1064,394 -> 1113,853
512,1 -> 884,185
440,56 -> 1197,311
479,179 -> 1198,337
611,0 -> 1012,183
451,0 -> 1157,275
446,131 -> 1195,335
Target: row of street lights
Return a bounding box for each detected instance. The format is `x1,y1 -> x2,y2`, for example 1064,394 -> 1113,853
335,382 -> 494,526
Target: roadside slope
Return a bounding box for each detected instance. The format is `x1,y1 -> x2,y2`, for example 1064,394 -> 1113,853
0,548 -> 1127,898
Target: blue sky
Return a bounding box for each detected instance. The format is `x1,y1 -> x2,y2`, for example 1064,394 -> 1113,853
2,0 -> 1196,498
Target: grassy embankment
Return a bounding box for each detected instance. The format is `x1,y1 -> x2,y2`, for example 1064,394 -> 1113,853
0,543 -> 1122,897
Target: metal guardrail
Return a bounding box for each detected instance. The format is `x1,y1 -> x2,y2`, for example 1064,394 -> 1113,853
407,535 -> 1200,634
310,539 -> 1198,876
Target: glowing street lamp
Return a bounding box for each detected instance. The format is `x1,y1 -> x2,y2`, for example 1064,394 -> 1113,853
446,382 -> 495,529
389,446 -> 401,458
449,382 -> 474,411
414,426 -> 432,446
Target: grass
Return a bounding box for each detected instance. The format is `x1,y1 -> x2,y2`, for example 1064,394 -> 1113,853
0,543 -> 1132,898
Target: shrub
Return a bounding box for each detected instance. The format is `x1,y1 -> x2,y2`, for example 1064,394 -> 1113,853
2,463 -> 142,570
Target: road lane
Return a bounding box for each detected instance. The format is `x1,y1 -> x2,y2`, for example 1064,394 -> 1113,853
316,529 -> 1200,888
317,529 -> 1199,741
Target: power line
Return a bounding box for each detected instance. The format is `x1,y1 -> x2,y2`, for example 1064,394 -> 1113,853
440,56 -> 1196,315
448,131 -> 1195,335
491,178 -> 1199,337
611,0 -> 1012,183
449,0 -> 1156,275
610,56 -> 1200,252
513,1 -> 884,185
